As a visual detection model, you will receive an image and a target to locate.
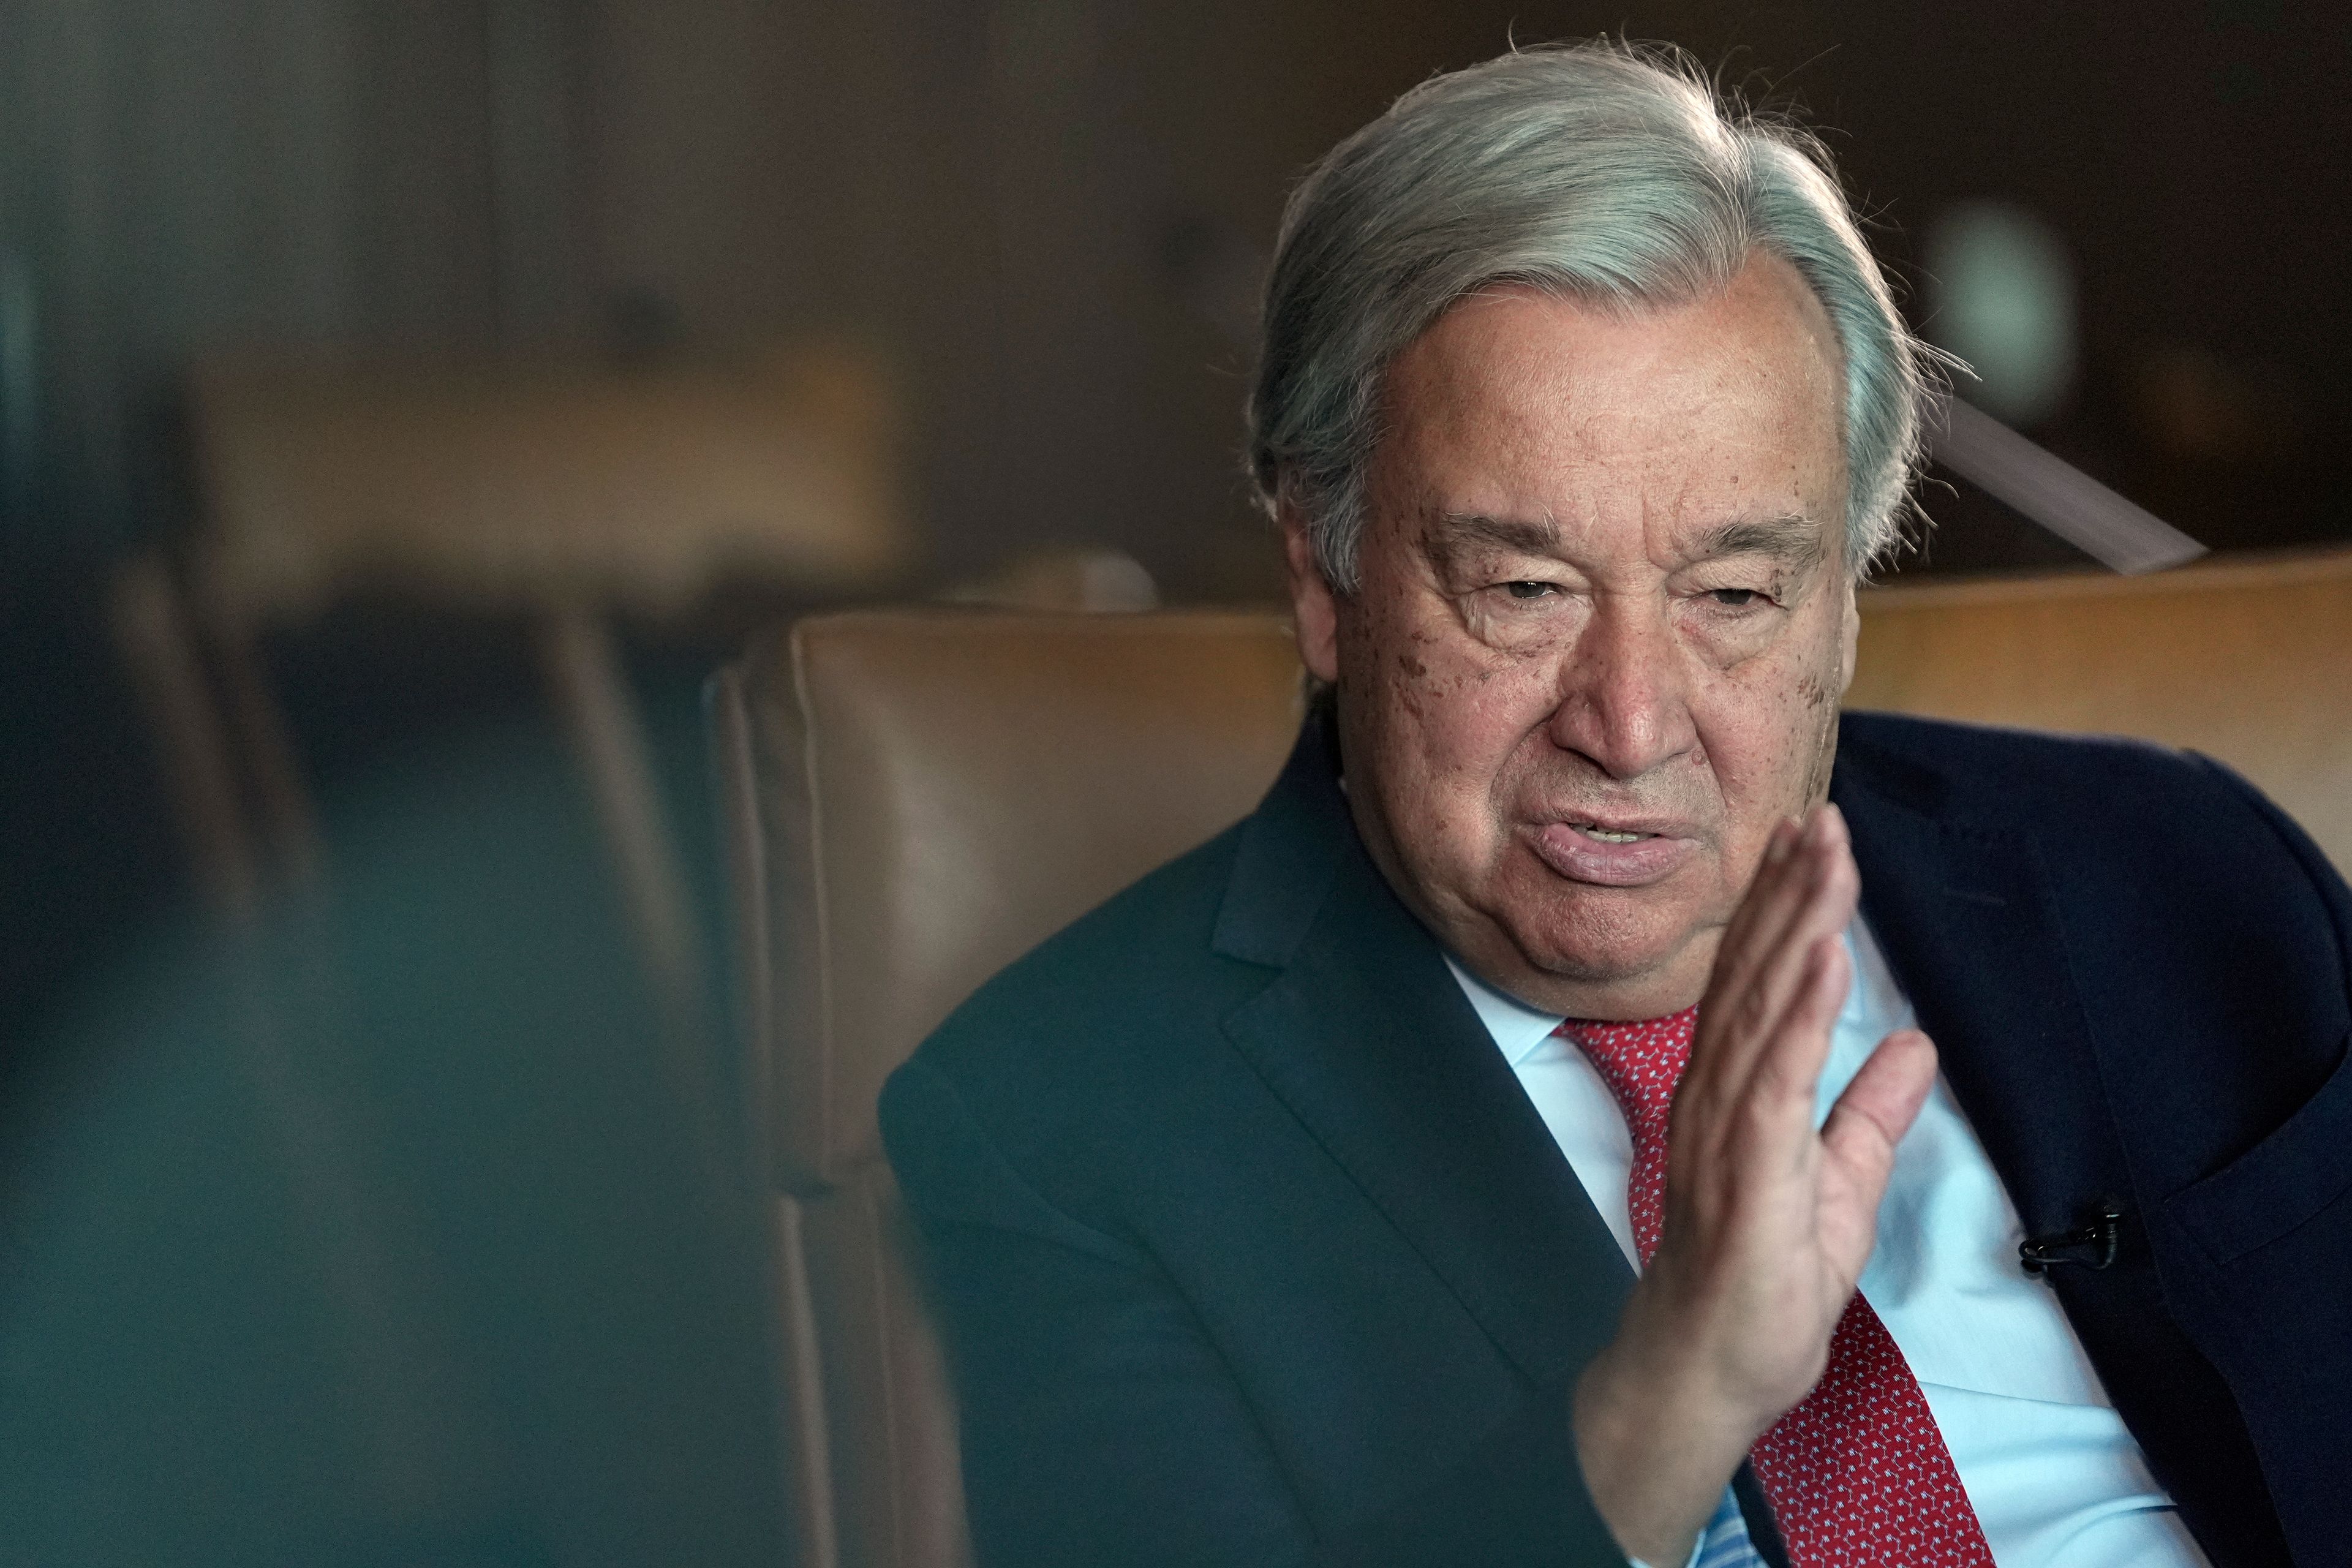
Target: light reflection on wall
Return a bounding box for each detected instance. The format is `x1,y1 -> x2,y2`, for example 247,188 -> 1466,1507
1925,199 -> 2079,429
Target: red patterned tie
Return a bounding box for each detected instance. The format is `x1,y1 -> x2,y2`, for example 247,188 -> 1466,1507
1560,1009 -> 1995,1567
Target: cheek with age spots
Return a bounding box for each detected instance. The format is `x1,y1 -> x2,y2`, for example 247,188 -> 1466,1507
1338,588 -> 1440,725
1794,665 -> 1842,808
1386,633 -> 1494,715
1385,642 -> 1431,723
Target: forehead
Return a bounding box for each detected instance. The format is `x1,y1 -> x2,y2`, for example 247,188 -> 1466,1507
1372,253 -> 1849,557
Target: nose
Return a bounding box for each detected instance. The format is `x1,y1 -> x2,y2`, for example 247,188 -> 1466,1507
1544,593 -> 1700,782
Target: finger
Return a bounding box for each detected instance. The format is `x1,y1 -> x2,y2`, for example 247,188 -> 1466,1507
1705,815 -> 1801,992
1695,812 -> 1857,1090
1722,815 -> 1812,948
1728,810 -> 1860,1051
1819,1027 -> 1939,1231
1693,930 -> 1853,1166
1701,812 -> 1838,1037
1672,929 -> 1850,1193
1708,929 -> 1852,1140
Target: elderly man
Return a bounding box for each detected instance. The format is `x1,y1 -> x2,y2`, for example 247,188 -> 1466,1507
880,43 -> 2348,1568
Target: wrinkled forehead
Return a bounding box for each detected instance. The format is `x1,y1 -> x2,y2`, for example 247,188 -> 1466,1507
1370,265 -> 1852,570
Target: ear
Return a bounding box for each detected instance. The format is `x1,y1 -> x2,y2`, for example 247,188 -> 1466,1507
1280,499 -> 1342,685
1835,570 -> 1861,698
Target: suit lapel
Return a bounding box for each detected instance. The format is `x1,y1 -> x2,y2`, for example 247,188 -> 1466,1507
1213,717 -> 1635,1387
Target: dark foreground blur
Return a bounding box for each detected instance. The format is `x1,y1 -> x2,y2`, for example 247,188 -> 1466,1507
2,649 -> 785,1567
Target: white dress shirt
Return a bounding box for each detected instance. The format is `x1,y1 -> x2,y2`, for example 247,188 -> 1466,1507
1449,919 -> 2212,1567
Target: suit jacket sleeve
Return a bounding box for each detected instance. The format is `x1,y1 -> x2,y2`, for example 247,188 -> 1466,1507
883,1054 -> 1634,1568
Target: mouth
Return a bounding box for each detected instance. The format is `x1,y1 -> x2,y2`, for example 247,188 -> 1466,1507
1550,811 -> 1687,843
1526,814 -> 1697,886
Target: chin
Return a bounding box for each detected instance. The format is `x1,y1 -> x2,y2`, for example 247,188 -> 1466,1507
1490,875 -> 1713,990
1514,929 -> 1691,990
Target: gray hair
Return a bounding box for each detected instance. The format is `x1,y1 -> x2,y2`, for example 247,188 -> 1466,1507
1247,41 -> 1933,587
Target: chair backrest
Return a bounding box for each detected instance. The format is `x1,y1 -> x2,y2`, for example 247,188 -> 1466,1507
1850,546 -> 2352,875
713,610 -> 1305,1568
187,344 -> 910,625
715,548 -> 2352,1567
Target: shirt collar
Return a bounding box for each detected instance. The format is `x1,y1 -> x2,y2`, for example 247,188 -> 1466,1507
1449,919 -> 1884,1074
1444,954 -> 1568,1067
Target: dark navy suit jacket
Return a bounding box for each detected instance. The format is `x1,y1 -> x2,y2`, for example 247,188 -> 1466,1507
881,711 -> 2352,1567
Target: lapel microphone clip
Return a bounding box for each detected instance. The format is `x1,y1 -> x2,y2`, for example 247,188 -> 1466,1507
2020,1205 -> 2125,1275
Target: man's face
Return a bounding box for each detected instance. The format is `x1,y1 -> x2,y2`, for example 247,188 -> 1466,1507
1283,253 -> 1859,1020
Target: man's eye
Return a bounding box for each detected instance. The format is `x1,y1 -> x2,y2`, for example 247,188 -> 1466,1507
1503,581 -> 1553,600
1709,588 -> 1763,608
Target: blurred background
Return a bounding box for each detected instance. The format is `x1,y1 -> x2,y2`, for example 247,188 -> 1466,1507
1,2 -> 2346,1564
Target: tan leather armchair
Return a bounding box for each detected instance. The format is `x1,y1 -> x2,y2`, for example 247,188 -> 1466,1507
710,546 -> 2352,1568
712,611 -> 1307,1568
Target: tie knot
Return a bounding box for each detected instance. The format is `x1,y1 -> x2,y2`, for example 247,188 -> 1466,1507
1557,1005 -> 1698,1138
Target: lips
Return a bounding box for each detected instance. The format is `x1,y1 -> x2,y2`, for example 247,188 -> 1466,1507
1525,815 -> 1698,886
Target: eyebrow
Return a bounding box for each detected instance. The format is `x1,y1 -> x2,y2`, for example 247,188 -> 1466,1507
1429,509 -> 1830,571
1689,514 -> 1829,573
1428,511 -> 1562,557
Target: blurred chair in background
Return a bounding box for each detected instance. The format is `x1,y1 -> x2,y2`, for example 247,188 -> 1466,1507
714,544 -> 2351,1566
113,341 -> 911,1027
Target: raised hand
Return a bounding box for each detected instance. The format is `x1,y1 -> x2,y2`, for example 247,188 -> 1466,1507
1571,804 -> 1941,1564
